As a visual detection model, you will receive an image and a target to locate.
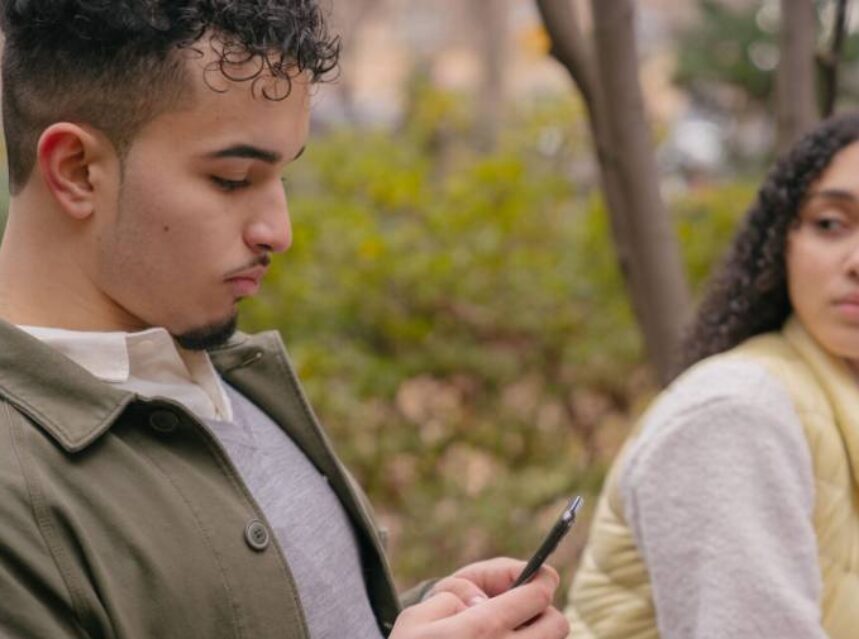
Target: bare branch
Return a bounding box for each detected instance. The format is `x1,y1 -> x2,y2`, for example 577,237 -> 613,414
821,0 -> 850,117
534,0 -> 597,112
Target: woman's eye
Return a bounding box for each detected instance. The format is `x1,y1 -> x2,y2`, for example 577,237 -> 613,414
813,216 -> 846,233
211,176 -> 251,192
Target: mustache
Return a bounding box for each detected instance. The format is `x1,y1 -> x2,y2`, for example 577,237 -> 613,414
242,254 -> 271,269
225,254 -> 271,277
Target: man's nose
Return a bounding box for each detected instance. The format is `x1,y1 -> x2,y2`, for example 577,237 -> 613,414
244,187 -> 292,253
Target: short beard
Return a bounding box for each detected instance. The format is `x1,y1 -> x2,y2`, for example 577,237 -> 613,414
174,314 -> 238,351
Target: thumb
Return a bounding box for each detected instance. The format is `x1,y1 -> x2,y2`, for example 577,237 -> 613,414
427,576 -> 490,608
402,591 -> 469,624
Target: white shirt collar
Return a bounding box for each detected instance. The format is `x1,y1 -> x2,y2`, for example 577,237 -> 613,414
18,325 -> 233,422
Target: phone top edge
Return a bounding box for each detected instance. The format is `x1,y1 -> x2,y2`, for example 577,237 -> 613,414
562,495 -> 584,523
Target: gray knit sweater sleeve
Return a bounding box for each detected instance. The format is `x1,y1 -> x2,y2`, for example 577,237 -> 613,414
619,358 -> 826,639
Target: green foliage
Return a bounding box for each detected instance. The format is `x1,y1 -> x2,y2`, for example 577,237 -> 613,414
240,89 -> 750,591
675,0 -> 859,111
674,0 -> 778,102
675,180 -> 758,290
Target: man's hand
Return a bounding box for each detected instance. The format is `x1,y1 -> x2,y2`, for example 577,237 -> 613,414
390,558 -> 569,639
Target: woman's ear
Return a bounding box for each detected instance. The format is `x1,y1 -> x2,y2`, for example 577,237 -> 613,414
36,123 -> 108,220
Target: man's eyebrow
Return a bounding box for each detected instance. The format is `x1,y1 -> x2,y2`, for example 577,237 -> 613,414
204,144 -> 306,164
206,145 -> 283,164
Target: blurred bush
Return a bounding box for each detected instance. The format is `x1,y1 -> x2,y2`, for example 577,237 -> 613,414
240,86 -> 758,595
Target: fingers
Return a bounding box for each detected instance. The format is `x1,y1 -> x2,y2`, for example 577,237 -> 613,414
391,566 -> 565,639
395,591 -> 468,628
428,576 -> 489,607
533,564 -> 561,592
471,567 -> 561,630
452,557 -> 527,596
513,607 -> 570,638
453,557 -> 561,596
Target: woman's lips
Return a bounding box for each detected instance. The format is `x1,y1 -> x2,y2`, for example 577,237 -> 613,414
833,299 -> 859,322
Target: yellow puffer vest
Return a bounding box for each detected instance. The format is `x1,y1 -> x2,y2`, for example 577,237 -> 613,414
566,317 -> 859,638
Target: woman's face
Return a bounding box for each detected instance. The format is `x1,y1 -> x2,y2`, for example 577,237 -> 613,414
787,140 -> 859,362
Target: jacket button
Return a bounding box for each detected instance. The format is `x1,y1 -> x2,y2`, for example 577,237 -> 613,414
245,520 -> 270,551
149,410 -> 180,434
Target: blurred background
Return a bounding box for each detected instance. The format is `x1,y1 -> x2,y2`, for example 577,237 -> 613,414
240,0 -> 859,599
3,0 -> 859,602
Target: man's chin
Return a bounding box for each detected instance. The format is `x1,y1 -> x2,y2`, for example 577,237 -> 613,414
174,314 -> 238,351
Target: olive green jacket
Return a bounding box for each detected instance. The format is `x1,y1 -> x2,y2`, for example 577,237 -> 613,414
0,320 -> 401,638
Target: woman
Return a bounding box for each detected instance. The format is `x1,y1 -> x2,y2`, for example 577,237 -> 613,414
566,113 -> 859,639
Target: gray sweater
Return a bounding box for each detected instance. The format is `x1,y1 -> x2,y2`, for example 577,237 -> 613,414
619,358 -> 827,639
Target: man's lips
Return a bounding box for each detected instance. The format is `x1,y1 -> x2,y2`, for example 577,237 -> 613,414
225,264 -> 268,297
226,264 -> 268,283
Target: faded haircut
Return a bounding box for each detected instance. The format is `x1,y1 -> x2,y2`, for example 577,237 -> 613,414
0,0 -> 339,193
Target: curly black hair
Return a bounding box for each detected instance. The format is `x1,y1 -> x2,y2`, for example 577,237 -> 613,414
679,112 -> 859,372
0,0 -> 340,192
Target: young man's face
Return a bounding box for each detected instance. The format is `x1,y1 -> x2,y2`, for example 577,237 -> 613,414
92,45 -> 310,347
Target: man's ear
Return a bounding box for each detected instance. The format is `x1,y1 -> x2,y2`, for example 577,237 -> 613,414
36,123 -> 111,220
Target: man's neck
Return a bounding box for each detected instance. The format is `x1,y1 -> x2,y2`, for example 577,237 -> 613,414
0,206 -> 143,333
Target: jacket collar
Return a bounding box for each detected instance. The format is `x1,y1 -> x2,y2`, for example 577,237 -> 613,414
0,319 -> 135,452
782,316 -> 859,490
0,319 -> 266,453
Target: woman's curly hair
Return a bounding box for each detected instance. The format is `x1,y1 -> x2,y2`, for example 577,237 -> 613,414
0,0 -> 340,191
679,112 -> 859,372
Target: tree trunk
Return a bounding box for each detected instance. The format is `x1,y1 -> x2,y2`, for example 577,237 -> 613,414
471,0 -> 508,151
776,0 -> 819,154
535,0 -> 691,385
820,0 -> 850,118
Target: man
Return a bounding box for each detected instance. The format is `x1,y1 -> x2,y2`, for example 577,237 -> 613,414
0,2 -> 570,638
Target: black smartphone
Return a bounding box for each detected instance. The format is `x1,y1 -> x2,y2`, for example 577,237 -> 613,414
510,496 -> 584,589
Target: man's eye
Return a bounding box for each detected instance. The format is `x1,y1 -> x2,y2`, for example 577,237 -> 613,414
211,176 -> 251,191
